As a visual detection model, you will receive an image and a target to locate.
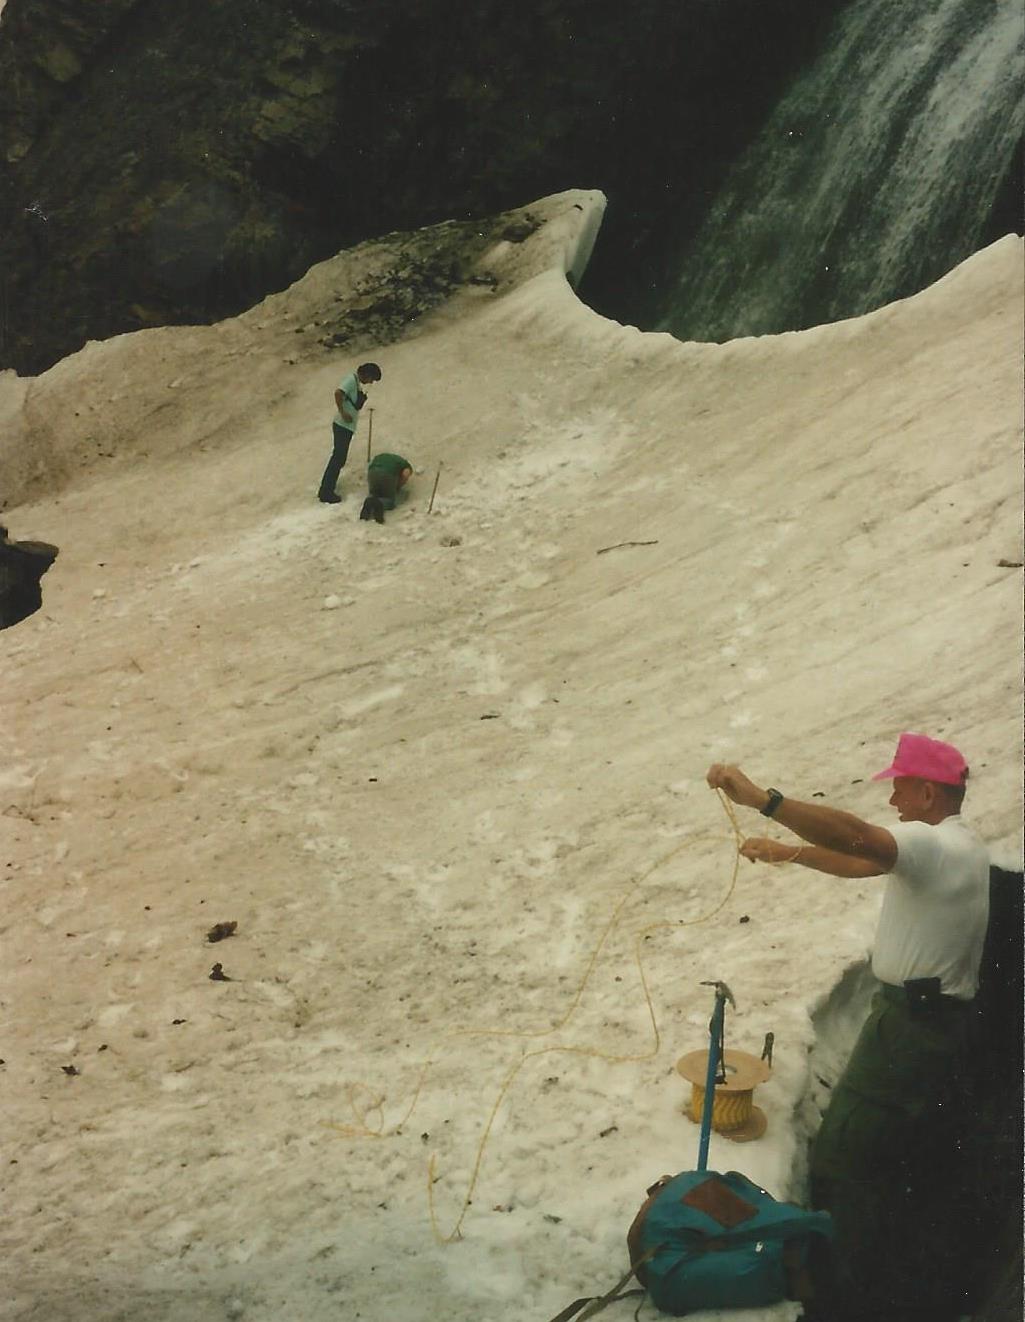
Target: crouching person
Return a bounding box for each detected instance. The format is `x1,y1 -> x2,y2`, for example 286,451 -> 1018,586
360,453 -> 412,523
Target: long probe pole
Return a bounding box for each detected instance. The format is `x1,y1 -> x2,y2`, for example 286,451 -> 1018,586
427,463 -> 442,514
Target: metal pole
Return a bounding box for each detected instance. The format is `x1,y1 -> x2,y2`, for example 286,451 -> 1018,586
366,408 -> 374,464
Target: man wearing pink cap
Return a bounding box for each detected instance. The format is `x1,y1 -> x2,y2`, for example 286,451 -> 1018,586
706,733 -> 990,1322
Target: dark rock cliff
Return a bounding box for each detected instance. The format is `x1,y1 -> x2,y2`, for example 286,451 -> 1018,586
0,523 -> 58,627
0,0 -> 842,375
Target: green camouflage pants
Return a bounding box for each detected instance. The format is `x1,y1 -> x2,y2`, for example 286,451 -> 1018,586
810,986 -> 976,1321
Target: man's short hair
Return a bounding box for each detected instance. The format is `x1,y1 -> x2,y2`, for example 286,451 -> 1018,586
357,362 -> 382,381
936,773 -> 968,811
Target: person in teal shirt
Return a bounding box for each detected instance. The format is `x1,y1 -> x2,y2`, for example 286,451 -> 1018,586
317,361 -> 381,503
360,453 -> 412,523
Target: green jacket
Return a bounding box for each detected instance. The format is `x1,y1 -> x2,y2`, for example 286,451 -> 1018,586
367,453 -> 410,477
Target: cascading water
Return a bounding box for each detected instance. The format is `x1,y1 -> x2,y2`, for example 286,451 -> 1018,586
658,0 -> 1024,342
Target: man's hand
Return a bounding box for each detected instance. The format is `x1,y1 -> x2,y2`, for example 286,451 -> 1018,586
739,836 -> 798,865
706,763 -> 767,811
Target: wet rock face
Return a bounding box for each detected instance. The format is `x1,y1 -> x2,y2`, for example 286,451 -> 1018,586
0,526 -> 58,628
0,0 -> 840,375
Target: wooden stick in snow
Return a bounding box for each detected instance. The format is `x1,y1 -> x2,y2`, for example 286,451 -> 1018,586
427,463 -> 443,514
596,539 -> 659,556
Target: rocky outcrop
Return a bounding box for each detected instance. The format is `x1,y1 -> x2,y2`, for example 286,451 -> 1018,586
0,0 -> 841,375
0,524 -> 57,627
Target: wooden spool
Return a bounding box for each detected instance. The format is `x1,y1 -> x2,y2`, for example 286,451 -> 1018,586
676,1047 -> 771,1143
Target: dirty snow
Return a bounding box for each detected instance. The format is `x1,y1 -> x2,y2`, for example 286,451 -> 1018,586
1,190 -> 1022,1322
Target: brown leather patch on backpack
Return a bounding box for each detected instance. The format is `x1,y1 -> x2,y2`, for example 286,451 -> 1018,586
681,1176 -> 758,1229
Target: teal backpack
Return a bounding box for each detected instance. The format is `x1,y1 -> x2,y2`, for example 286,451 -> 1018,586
627,1168 -> 833,1314
546,985 -> 833,1321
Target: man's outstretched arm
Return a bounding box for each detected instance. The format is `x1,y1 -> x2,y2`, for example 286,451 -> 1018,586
739,835 -> 888,878
707,763 -> 897,872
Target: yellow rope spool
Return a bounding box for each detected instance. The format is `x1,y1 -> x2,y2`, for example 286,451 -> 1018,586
676,1047 -> 771,1143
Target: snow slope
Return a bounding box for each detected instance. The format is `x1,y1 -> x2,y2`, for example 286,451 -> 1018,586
2,190 -> 1022,1322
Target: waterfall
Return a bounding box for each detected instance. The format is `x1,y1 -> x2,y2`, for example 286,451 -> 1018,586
658,0 -> 1024,342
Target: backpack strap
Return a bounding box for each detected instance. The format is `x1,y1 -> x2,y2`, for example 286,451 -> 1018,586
546,1285 -> 643,1322
545,1246 -> 657,1322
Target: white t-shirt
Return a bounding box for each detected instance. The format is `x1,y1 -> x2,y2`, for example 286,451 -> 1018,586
871,815 -> 990,1000
334,372 -> 360,432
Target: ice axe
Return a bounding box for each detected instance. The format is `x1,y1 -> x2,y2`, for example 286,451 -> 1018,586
696,980 -> 735,1171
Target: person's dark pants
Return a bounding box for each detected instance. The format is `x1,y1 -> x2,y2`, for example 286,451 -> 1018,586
318,424 -> 355,498
367,466 -> 399,510
808,985 -> 975,1321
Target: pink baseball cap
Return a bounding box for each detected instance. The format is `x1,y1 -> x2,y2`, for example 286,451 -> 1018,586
872,732 -> 969,786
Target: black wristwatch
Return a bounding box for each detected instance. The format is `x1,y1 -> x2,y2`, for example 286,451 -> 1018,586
760,788 -> 784,818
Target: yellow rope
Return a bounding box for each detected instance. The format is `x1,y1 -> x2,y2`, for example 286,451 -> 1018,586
687,1081 -> 757,1133
328,789 -> 787,1242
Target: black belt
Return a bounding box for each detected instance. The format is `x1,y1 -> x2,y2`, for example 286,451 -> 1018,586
879,980 -> 974,1013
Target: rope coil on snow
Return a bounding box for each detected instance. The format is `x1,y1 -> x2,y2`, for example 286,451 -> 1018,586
327,789 -> 776,1242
